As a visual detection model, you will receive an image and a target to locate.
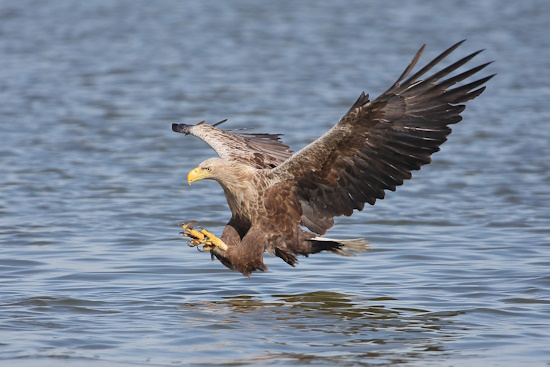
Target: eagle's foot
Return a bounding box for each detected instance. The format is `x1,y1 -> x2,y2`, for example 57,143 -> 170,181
180,222 -> 227,252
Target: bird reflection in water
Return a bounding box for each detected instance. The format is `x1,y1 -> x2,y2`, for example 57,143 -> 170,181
178,292 -> 464,365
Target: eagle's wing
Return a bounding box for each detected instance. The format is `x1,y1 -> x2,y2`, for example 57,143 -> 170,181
172,121 -> 293,169
273,41 -> 495,235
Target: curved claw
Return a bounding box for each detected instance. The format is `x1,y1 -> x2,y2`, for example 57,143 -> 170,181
196,244 -> 213,252
178,220 -> 197,227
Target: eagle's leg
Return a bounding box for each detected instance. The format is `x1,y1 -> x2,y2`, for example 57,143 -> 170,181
199,228 -> 228,251
180,222 -> 227,251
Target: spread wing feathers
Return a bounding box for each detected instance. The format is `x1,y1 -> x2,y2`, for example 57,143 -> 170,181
274,40 -> 495,235
172,122 -> 293,168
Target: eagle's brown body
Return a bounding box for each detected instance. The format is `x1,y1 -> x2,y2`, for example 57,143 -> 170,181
173,41 -> 494,276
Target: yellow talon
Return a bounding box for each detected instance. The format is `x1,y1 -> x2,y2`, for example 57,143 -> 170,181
182,224 -> 205,240
180,222 -> 227,252
200,229 -> 228,251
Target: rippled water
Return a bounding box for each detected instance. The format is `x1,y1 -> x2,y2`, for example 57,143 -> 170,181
1,1 -> 549,366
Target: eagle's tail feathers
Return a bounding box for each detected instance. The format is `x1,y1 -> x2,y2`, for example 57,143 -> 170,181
308,237 -> 370,256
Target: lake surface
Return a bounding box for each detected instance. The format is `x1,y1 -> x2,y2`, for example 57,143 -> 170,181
1,1 -> 549,366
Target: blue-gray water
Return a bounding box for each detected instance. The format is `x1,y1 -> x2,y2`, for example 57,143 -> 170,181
1,1 -> 549,366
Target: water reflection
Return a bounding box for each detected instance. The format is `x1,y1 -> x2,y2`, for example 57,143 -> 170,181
179,291 -> 463,366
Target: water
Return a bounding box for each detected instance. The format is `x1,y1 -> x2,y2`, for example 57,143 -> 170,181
1,0 -> 549,366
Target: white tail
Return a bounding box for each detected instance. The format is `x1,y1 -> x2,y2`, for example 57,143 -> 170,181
308,237 -> 370,256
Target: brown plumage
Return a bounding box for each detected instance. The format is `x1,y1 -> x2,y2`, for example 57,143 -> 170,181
173,41 -> 494,276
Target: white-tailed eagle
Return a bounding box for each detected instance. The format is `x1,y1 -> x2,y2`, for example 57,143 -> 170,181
172,41 -> 494,276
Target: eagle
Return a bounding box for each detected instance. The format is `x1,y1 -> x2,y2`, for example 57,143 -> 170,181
172,41 -> 493,276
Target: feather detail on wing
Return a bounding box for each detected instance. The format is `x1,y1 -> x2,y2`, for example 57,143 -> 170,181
273,40 -> 495,235
172,121 -> 293,168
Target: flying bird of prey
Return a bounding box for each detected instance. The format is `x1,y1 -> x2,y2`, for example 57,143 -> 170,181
172,41 -> 493,276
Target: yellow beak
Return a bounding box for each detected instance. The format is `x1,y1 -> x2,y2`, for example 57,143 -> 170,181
187,167 -> 209,185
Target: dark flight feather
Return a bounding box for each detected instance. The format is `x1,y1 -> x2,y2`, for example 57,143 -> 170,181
272,40 -> 495,235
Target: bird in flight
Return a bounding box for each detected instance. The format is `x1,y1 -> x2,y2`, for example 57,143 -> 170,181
172,40 -> 494,276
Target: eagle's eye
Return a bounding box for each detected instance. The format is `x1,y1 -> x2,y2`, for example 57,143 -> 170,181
205,167 -> 212,172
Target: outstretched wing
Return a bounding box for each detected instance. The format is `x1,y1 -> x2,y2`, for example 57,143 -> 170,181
273,40 -> 495,235
172,121 -> 293,169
